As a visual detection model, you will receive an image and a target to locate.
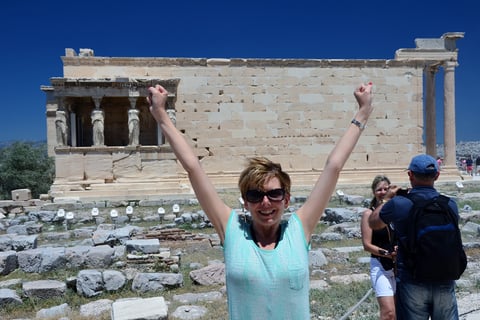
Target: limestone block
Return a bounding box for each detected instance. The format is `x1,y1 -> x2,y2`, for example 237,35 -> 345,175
189,263 -> 225,286
23,280 -> 66,299
36,303 -> 71,319
415,38 -> 445,50
79,299 -> 113,318
85,152 -> 113,180
199,156 -> 243,173
11,189 -> 31,201
129,159 -> 177,179
111,296 -> 168,320
0,251 -> 18,276
17,247 -> 66,273
85,245 -> 115,268
103,270 -> 126,292
309,249 -> 328,268
125,239 -> 160,254
76,269 -> 103,297
65,246 -> 90,268
131,272 -> 183,293
55,153 -> 85,181
112,151 -> 141,179
0,234 -> 38,251
172,291 -> 223,304
0,288 -> 23,305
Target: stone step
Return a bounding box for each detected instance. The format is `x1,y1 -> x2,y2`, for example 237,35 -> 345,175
49,167 -> 467,202
50,185 -> 193,202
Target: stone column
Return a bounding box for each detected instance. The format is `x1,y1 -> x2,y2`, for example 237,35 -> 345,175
91,109 -> 105,146
55,109 -> 68,146
70,112 -> 77,147
425,65 -> 438,157
443,60 -> 457,167
128,108 -> 140,146
157,99 -> 167,145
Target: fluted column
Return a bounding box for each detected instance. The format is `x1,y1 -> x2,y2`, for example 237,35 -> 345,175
425,65 -> 438,157
443,60 -> 457,167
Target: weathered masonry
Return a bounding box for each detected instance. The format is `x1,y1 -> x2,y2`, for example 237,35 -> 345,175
41,32 -> 464,201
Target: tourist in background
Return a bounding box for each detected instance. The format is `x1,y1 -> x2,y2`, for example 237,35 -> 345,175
436,156 -> 443,169
361,175 -> 396,320
466,156 -> 473,176
476,155 -> 480,175
147,82 -> 373,319
369,154 -> 461,319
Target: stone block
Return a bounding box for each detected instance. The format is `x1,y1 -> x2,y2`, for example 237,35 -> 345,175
111,296 -> 168,320
11,189 -> 31,201
126,239 -> 160,254
23,280 -> 66,299
415,38 -> 445,49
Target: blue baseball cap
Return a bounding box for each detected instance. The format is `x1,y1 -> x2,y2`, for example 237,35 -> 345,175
408,154 -> 439,174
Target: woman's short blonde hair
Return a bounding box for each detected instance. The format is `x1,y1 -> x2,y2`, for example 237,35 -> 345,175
238,157 -> 291,198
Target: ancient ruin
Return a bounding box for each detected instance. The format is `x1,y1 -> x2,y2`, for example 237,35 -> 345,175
41,33 -> 465,201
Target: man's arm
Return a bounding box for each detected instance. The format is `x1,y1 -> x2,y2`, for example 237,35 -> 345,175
369,186 -> 404,230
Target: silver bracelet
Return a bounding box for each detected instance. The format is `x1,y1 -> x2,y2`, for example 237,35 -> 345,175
351,118 -> 366,130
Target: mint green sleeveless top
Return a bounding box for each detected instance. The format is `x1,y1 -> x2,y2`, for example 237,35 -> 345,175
224,211 -> 310,320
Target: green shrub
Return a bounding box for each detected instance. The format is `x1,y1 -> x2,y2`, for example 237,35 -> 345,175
0,141 -> 54,199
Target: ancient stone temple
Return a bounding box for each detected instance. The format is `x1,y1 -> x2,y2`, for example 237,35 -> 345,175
41,32 -> 464,201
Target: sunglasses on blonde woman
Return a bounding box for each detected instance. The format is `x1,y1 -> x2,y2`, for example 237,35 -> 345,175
245,188 -> 286,203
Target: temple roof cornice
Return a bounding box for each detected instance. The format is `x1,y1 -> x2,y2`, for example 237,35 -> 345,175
47,78 -> 179,98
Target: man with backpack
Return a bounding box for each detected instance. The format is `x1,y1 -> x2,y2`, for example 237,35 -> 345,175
369,154 -> 467,319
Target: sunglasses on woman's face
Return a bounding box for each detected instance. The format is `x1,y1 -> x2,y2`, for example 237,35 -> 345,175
245,188 -> 286,203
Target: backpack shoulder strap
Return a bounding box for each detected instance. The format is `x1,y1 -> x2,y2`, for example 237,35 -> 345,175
437,194 -> 451,208
436,194 -> 460,225
401,193 -> 419,252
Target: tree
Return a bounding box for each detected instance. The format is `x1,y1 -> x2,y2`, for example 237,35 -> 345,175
0,142 -> 54,200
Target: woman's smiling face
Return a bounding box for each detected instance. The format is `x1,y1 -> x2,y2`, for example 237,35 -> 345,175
244,176 -> 290,228
374,180 -> 390,202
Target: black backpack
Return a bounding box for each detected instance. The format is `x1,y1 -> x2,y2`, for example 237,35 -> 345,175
401,193 -> 467,282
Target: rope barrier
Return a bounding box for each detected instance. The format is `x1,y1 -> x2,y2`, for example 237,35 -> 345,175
338,288 -> 373,320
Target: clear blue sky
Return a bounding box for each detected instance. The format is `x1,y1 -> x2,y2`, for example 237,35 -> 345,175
0,0 -> 477,143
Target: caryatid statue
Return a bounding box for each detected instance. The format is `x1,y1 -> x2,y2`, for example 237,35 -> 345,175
91,109 -> 105,146
55,110 -> 68,146
128,108 -> 140,146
